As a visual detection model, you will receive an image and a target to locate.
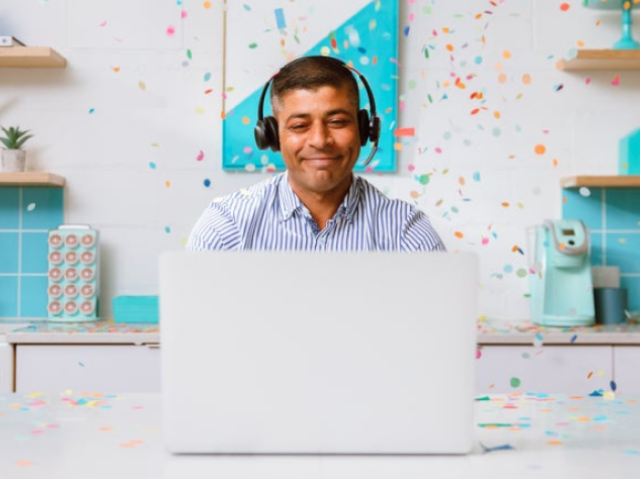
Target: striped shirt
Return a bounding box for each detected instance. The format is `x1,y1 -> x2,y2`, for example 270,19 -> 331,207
186,172 -> 445,252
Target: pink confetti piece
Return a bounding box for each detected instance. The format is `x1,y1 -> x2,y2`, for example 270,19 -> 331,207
166,25 -> 176,36
181,10 -> 188,19
99,21 -> 108,27
611,74 -> 620,86
196,150 -> 204,161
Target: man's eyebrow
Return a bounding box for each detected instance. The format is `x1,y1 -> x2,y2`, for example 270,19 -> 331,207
284,109 -> 353,123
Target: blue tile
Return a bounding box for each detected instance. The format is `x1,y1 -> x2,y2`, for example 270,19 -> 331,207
0,188 -> 20,229
562,188 -> 604,230
605,189 -> 640,230
21,232 -> 49,274
0,275 -> 18,318
0,232 -> 19,273
21,188 -> 64,230
605,232 -> 640,274
621,276 -> 640,312
589,230 -> 605,266
19,275 -> 48,318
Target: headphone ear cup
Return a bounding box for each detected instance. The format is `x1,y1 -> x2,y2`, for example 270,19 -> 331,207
369,115 -> 381,145
357,110 -> 370,147
254,116 -> 280,151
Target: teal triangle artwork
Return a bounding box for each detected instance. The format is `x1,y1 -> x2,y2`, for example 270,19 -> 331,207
222,0 -> 399,172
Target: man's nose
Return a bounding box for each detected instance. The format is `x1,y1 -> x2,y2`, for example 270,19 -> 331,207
308,121 -> 333,148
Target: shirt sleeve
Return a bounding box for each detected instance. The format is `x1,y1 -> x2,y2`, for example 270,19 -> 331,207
185,201 -> 241,251
401,208 -> 446,252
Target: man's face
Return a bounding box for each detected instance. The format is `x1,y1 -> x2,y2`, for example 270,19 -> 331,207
275,85 -> 361,198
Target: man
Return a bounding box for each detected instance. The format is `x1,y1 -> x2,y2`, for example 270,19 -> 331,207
187,55 -> 445,251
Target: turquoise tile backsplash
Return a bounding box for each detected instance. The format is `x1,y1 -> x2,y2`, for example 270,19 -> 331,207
0,187 -> 63,319
563,187 -> 640,311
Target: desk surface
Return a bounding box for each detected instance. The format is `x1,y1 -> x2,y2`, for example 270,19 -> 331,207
2,391 -> 639,479
3,321 -> 159,344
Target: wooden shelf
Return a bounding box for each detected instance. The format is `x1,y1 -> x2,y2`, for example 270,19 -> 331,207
0,46 -> 66,68
561,175 -> 640,188
557,49 -> 640,71
0,172 -> 65,187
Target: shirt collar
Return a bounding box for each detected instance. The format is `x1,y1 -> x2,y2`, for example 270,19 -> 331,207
278,172 -> 360,223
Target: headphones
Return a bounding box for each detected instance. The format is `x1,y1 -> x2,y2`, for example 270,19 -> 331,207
254,60 -> 381,164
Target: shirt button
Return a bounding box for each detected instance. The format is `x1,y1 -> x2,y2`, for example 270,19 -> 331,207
318,237 -> 326,245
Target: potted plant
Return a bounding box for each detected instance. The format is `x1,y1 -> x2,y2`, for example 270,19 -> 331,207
0,126 -> 33,172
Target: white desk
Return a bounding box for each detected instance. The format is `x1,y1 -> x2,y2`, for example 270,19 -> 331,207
2,391 -> 639,479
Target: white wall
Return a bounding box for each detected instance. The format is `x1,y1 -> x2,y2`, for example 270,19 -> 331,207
2,0 -> 640,319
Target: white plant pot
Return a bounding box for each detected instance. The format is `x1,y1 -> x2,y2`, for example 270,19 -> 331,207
1,149 -> 27,172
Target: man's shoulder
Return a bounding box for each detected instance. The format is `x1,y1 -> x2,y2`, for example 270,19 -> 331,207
212,173 -> 283,210
354,175 -> 415,209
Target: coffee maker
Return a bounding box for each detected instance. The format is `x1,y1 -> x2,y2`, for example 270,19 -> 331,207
529,219 -> 595,327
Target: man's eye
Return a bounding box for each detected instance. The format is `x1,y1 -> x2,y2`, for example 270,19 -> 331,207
329,119 -> 348,127
289,124 -> 307,131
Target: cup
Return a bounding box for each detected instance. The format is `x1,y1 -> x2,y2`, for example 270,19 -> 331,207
593,287 -> 628,325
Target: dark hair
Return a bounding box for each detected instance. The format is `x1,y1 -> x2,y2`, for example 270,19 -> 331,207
270,56 -> 360,114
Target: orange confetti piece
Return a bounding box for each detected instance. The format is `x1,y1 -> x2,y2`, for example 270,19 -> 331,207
498,73 -> 507,84
394,127 -> 415,137
15,461 -> 33,467
522,73 -> 532,85
501,202 -> 510,208
112,66 -> 120,73
534,144 -> 546,155
203,1 -> 212,8
493,111 -> 501,119
458,177 -> 466,185
511,245 -> 520,253
587,371 -> 594,379
547,440 -> 563,446
454,231 -> 464,239
502,50 -> 512,59
446,44 -> 454,52
470,108 -> 480,115
560,2 -> 570,11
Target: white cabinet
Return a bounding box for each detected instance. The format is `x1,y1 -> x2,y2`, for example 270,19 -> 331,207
613,346 -> 640,394
0,343 -> 13,393
476,346 -> 613,394
16,345 -> 161,393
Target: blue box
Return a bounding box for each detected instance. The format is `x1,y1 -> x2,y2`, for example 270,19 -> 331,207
113,296 -> 159,324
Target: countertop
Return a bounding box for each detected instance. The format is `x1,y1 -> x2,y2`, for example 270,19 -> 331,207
2,321 -> 159,345
3,318 -> 640,346
478,318 -> 640,345
1,391 -> 639,479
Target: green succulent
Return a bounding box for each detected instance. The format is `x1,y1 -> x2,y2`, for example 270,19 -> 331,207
0,126 -> 33,150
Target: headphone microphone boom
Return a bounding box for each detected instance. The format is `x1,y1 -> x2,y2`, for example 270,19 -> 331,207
254,60 -> 381,166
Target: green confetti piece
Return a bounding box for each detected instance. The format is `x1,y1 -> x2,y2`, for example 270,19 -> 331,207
248,43 -> 257,49
510,377 -> 521,388
186,49 -> 192,60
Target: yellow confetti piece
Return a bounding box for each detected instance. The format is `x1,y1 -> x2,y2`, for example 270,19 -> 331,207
203,1 -> 211,8
26,392 -> 45,399
138,81 -> 146,91
603,391 -> 616,400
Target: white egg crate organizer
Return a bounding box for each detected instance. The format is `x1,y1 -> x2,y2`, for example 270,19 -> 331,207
47,225 -> 99,322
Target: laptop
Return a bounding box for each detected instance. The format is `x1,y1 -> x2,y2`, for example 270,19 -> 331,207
159,251 -> 478,454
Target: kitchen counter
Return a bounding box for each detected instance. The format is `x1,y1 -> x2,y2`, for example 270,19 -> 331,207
478,318 -> 640,345
3,321 -> 159,345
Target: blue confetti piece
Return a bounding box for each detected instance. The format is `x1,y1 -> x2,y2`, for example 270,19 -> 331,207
203,178 -> 211,187
554,83 -> 564,92
204,72 -> 212,82
610,380 -> 617,392
480,442 -> 515,453
404,25 -> 410,36
570,334 -> 578,343
589,389 -> 604,397
275,8 -> 286,30
88,108 -> 95,114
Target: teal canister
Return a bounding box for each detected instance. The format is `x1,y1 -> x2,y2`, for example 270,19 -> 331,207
619,128 -> 640,175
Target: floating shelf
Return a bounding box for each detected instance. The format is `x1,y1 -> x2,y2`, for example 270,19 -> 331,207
0,172 -> 65,187
557,49 -> 640,71
561,175 -> 640,188
0,46 -> 67,68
